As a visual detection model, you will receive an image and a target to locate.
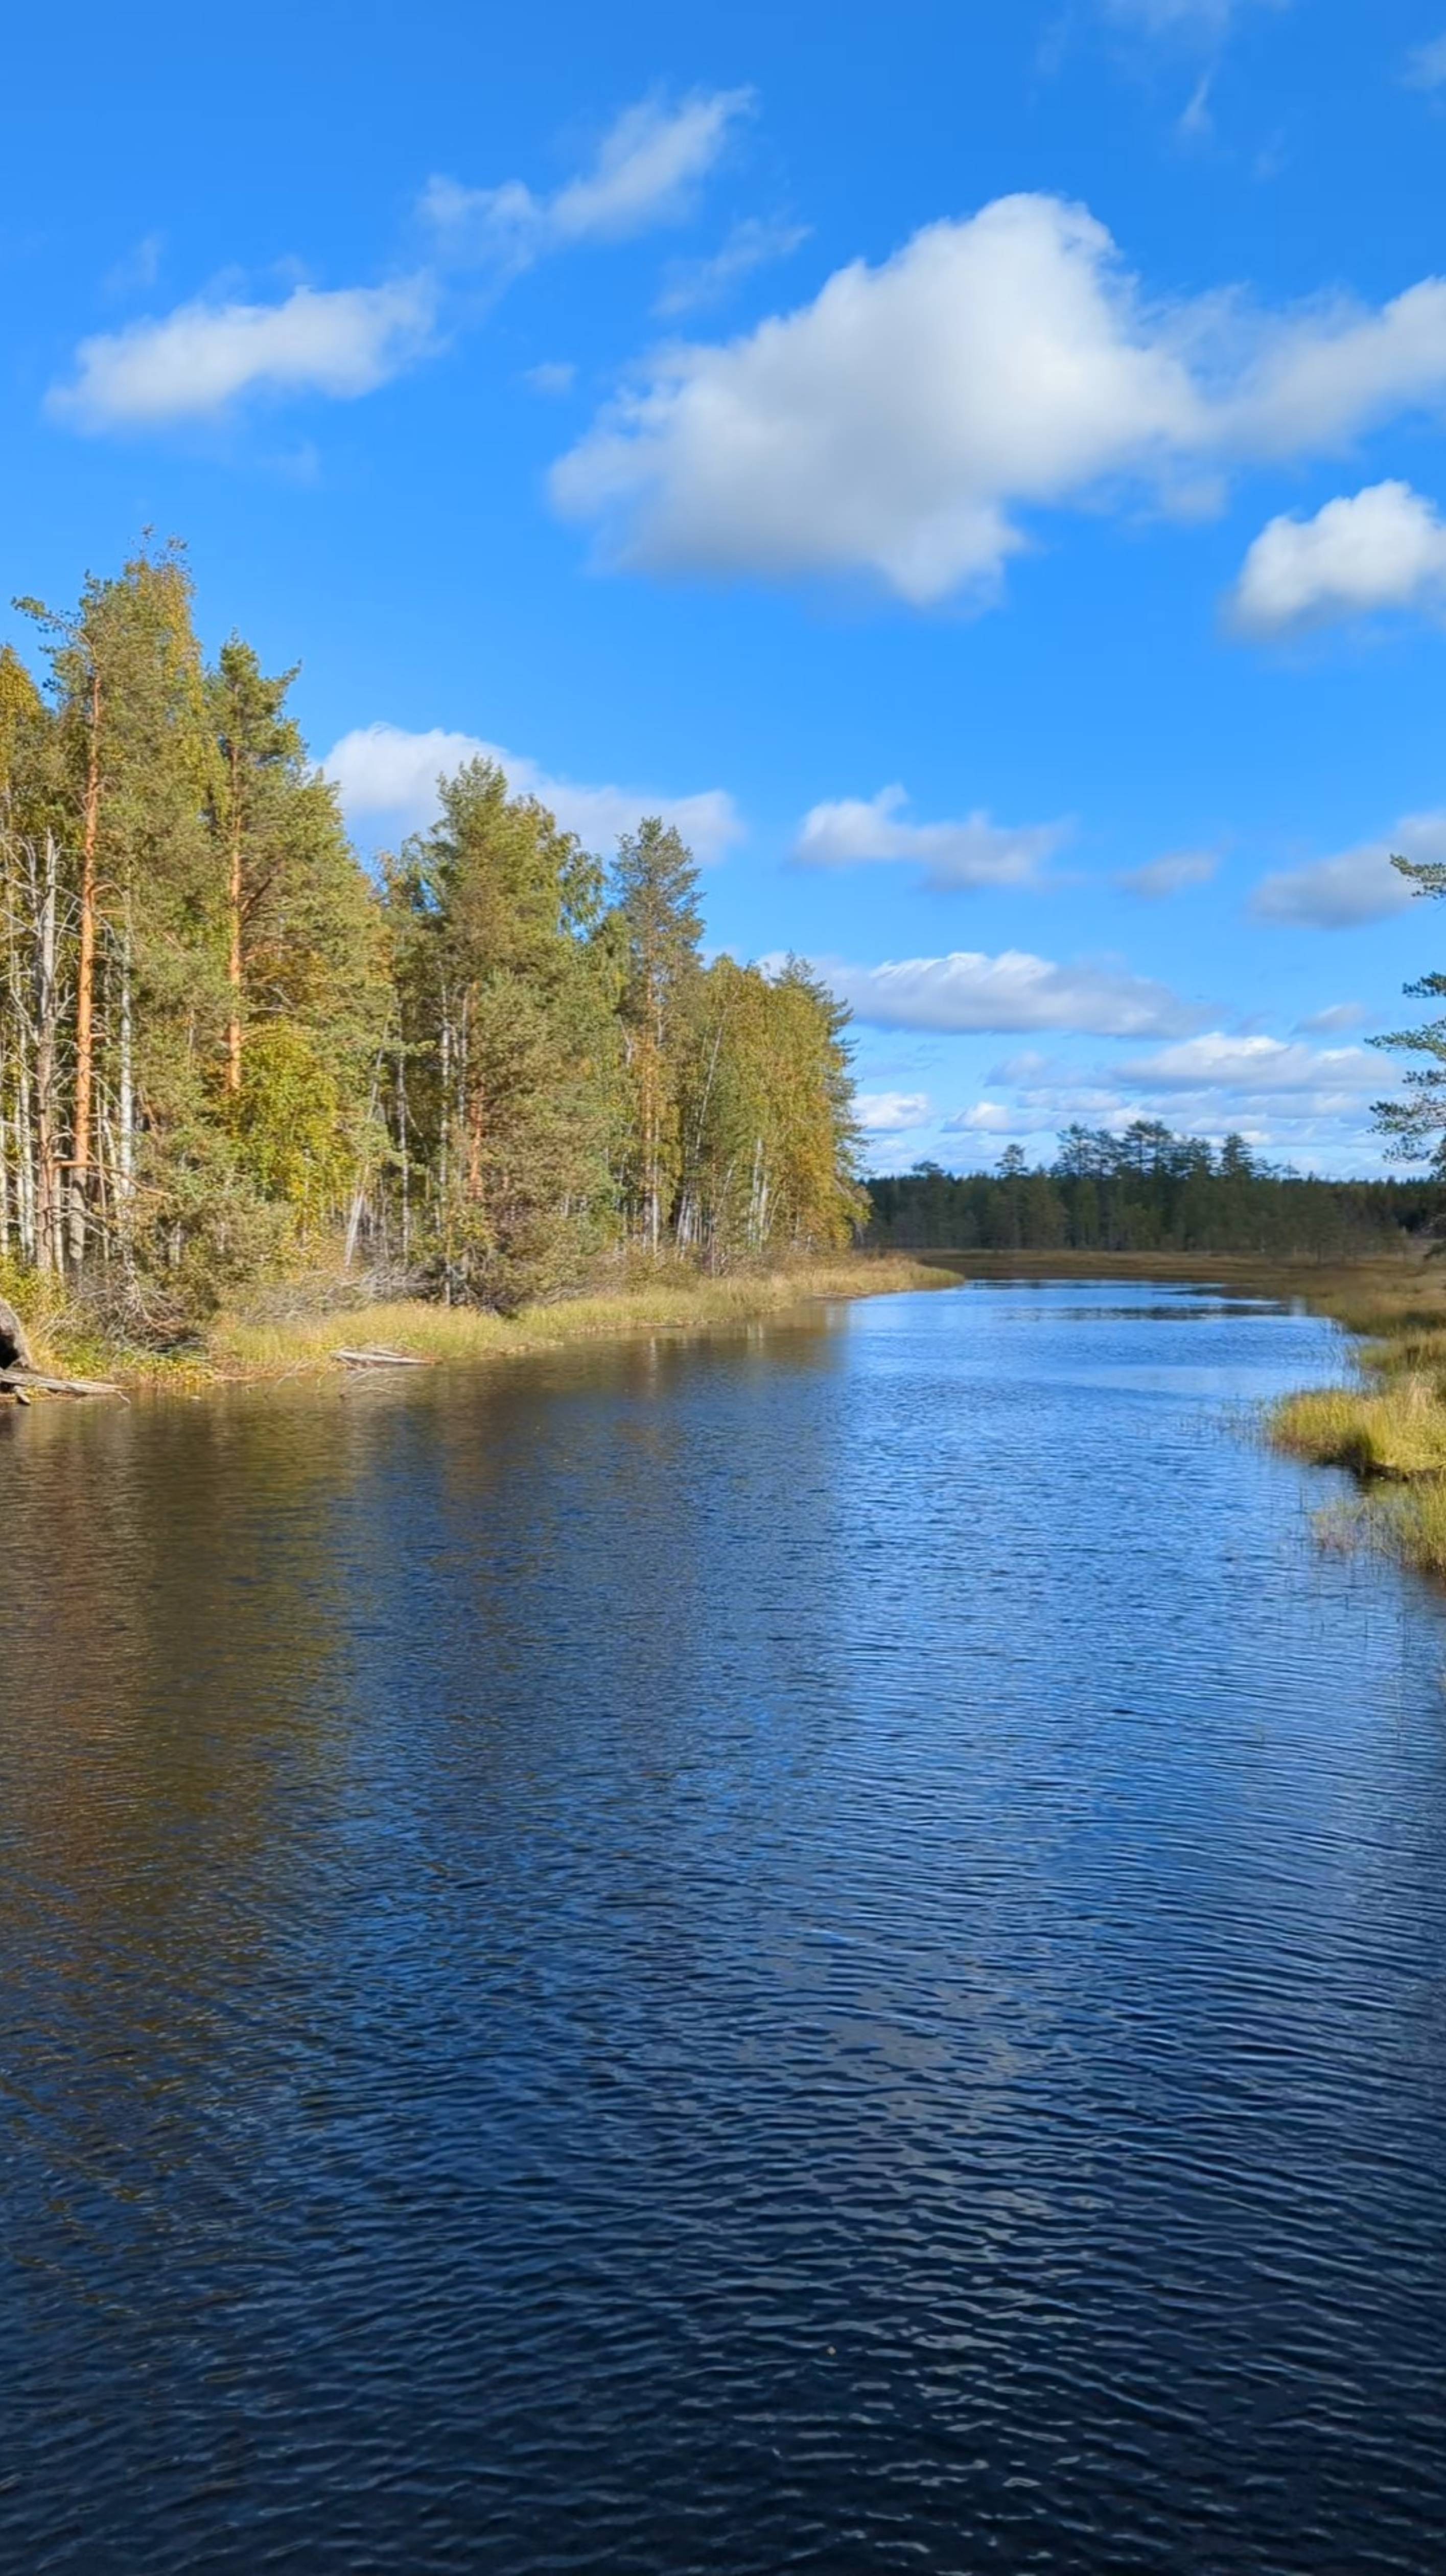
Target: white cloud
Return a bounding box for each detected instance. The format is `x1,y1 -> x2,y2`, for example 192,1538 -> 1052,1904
1116,848 -> 1218,899
655,218 -> 810,318
1229,480 -> 1446,635
856,1091 -> 933,1133
553,196 -> 1205,605
795,785 -> 1068,890
323,720 -> 743,864
950,1026 -> 1387,1165
1404,34 -> 1446,89
48,277 -> 436,431
1251,809 -> 1446,928
523,360 -> 577,397
944,1100 -> 1030,1134
422,90 -> 753,273
552,190 -> 1446,607
1117,1031 -> 1378,1094
1102,0 -> 1264,26
1296,1001 -> 1367,1034
1101,0 -> 1289,39
54,91 -> 749,436
814,947 -> 1202,1037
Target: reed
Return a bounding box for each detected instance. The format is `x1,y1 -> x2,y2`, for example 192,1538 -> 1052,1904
1271,1376 -> 1446,1479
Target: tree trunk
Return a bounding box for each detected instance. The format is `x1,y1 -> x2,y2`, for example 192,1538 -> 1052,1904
225,743 -> 243,1093
34,833 -> 61,1277
69,666 -> 102,1272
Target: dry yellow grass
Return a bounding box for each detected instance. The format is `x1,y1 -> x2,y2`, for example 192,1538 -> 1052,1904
1265,1249 -> 1446,1578
201,1255 -> 951,1381
1271,1376 -> 1446,1480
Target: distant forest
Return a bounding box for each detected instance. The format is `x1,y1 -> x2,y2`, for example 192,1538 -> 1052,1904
0,543 -> 862,1327
866,1126 -> 1443,1259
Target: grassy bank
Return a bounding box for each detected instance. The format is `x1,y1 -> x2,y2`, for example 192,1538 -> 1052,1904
11,1254 -> 952,1395
1263,1251 -> 1446,1579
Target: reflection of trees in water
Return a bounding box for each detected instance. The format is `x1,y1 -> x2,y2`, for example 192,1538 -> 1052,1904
324,1319 -> 863,2007
0,1323 -> 860,2162
0,1389 -> 381,2062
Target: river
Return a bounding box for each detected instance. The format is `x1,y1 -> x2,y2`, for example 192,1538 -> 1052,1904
3,1280 -> 1444,2573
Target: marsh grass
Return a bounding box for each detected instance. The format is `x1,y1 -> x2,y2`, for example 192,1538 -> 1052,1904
1263,1245 -> 1446,1579
1272,1377 -> 1446,1479
34,1254 -> 951,1388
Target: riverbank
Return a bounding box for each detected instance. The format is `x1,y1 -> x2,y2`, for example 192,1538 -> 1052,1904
1267,1263 -> 1446,1576
7,1255 -> 953,1396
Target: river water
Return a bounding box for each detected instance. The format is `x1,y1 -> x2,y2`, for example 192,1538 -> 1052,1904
2,1280 -> 1444,2575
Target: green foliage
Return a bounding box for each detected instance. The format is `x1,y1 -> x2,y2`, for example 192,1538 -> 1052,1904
1,551 -> 864,1328
868,1123 -> 1434,1257
226,1022 -> 351,1214
1367,853 -> 1446,1168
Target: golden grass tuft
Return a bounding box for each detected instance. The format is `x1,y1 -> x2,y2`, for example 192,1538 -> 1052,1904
1271,1375 -> 1446,1480
198,1255 -> 951,1383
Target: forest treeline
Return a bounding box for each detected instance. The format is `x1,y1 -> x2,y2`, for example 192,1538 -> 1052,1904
0,545 -> 864,1328
867,1128 -> 1442,1259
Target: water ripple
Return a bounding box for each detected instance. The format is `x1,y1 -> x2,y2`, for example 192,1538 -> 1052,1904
1,1284 -> 1444,2573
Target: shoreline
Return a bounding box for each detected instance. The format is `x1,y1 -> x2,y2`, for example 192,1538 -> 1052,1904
12,1255 -> 956,1400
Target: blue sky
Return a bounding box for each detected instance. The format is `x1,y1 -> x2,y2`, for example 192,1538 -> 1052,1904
6,0 -> 1446,1173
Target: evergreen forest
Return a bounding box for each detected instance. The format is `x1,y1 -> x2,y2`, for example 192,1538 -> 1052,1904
0,545 -> 865,1331
867,1130 -> 1441,1258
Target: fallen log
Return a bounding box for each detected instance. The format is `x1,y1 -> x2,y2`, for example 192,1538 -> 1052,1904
0,1366 -> 124,1399
330,1346 -> 429,1369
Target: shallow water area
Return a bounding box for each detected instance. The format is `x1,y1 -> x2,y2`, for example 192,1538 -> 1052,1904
3,1279 -> 1444,2574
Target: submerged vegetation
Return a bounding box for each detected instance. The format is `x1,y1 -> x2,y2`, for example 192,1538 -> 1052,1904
0,543 -> 865,1364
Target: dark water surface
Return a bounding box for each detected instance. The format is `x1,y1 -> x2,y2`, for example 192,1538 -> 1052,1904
3,1281 -> 1445,2575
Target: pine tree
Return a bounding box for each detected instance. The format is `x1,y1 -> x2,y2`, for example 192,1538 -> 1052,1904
612,817 -> 703,1251
387,758 -> 618,1306
1370,853 -> 1446,1168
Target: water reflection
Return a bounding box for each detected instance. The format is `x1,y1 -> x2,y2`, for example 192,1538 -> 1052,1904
2,1285 -> 1444,2575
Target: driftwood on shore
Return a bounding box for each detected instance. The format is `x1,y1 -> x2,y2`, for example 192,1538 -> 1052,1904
1,1366 -> 125,1400
0,1294 -> 123,1400
330,1346 -> 429,1369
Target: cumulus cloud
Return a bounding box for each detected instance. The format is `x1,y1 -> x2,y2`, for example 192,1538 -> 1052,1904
944,1101 -> 1032,1135
552,190 -> 1446,606
1229,480 -> 1446,635
48,277 -> 437,431
422,90 -> 753,274
1296,1001 -> 1367,1034
944,1025 -> 1386,1165
1117,1031 -> 1378,1094
323,719 -> 743,863
52,92 -> 747,436
553,196 -> 1205,604
856,1091 -> 933,1133
795,786 -> 1068,890
1250,810 -> 1446,928
655,218 -> 811,318
1116,848 -> 1218,899
813,947 -> 1201,1037
1404,34 -> 1446,90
